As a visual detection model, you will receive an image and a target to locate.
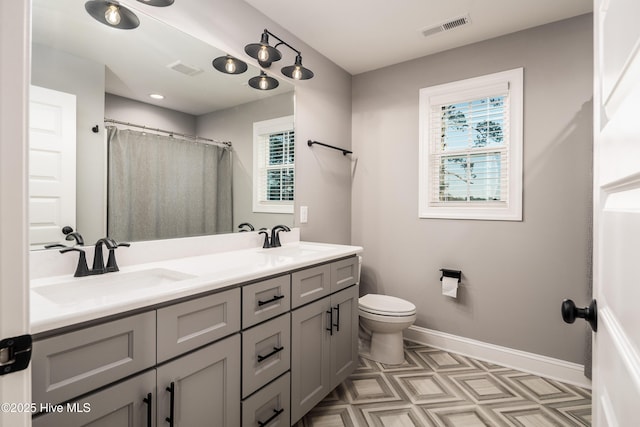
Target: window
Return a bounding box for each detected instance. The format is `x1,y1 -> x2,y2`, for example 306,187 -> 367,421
419,68 -> 523,220
253,116 -> 295,213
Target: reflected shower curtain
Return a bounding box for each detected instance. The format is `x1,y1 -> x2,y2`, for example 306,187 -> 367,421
107,126 -> 232,242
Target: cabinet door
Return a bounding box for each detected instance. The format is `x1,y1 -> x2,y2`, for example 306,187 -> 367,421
290,296 -> 331,424
157,334 -> 240,427
32,370 -> 155,427
32,311 -> 156,407
157,288 -> 241,363
291,264 -> 331,308
330,285 -> 359,388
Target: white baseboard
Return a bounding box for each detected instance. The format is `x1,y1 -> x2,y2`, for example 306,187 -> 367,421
404,325 -> 591,389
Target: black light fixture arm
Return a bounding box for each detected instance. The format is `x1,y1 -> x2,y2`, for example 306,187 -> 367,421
263,29 -> 302,57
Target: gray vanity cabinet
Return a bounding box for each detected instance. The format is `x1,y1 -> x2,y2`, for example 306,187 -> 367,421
32,311 -> 156,409
157,334 -> 241,427
32,370 -> 156,427
290,283 -> 359,424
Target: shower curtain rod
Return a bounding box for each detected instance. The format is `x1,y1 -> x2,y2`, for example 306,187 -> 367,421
104,118 -> 232,147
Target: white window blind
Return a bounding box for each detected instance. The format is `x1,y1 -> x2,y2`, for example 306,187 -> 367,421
419,68 -> 523,220
253,116 -> 295,213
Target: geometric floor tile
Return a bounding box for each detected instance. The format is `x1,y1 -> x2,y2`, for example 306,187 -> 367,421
294,340 -> 592,427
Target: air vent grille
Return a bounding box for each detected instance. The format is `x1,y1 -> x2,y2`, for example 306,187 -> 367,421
167,60 -> 203,76
421,14 -> 471,38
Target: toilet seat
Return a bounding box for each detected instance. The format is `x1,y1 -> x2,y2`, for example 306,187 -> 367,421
359,294 -> 416,316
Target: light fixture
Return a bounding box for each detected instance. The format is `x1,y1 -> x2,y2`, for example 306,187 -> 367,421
244,30 -> 282,68
281,54 -> 314,80
136,0 -> 174,6
245,29 -> 314,81
248,72 -> 279,91
149,93 -> 164,100
212,55 -> 248,75
85,1 -> 140,29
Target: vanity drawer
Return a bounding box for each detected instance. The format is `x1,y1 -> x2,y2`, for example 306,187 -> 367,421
157,288 -> 241,363
331,256 -> 359,292
291,264 -> 331,308
242,313 -> 291,398
32,311 -> 156,408
242,372 -> 290,427
242,275 -> 290,328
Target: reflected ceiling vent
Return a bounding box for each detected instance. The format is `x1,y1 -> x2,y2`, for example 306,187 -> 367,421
421,14 -> 471,38
167,60 -> 203,76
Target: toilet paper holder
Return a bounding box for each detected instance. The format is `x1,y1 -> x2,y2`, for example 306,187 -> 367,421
440,269 -> 461,283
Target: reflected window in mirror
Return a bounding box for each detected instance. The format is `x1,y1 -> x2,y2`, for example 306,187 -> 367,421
253,116 -> 295,214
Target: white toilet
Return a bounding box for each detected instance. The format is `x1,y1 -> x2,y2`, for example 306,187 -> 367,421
358,294 -> 417,365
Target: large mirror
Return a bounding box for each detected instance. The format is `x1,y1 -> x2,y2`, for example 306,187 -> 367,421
29,0 -> 295,249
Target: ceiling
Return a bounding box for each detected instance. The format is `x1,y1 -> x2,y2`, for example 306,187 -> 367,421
243,0 -> 593,75
31,0 -> 293,116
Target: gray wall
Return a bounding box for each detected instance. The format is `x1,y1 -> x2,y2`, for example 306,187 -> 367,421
134,0 -> 353,244
197,92 -> 294,231
31,44 -> 106,243
351,15 -> 593,364
105,93 -> 197,135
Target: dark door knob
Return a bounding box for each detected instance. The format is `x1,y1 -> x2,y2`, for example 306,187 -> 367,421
561,299 -> 597,332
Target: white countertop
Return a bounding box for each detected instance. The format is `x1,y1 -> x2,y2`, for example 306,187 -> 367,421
30,241 -> 363,335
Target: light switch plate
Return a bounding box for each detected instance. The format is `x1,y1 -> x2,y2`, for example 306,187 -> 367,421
300,206 -> 308,223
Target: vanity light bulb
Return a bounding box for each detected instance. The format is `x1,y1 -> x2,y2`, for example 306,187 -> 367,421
104,4 -> 122,26
292,66 -> 303,80
258,77 -> 269,90
225,59 -> 236,74
258,46 -> 269,62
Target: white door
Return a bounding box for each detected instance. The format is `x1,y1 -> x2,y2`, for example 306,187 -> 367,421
0,1 -> 31,427
29,85 -> 76,249
592,0 -> 640,424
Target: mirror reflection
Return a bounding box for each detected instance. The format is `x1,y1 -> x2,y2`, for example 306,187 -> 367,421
30,0 -> 295,249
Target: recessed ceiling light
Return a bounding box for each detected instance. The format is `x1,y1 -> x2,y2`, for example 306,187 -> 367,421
149,93 -> 164,100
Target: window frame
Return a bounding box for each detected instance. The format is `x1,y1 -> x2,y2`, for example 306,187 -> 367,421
418,68 -> 523,221
252,115 -> 295,214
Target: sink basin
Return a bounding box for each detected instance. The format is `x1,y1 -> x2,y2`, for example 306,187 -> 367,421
258,243 -> 332,257
33,268 -> 195,306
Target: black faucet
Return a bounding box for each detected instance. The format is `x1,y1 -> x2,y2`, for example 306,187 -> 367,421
60,247 -> 90,277
105,238 -> 130,272
92,238 -> 116,274
259,229 -> 271,248
270,225 -> 291,248
62,226 -> 84,246
60,238 -> 130,277
238,222 -> 255,232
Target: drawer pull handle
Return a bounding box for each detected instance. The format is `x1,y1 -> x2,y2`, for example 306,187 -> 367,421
143,392 -> 152,427
333,304 -> 340,332
257,294 -> 285,306
326,309 -> 333,335
165,382 -> 175,427
257,346 -> 284,362
258,408 -> 285,426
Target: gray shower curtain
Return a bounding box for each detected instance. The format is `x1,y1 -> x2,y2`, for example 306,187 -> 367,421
107,126 -> 232,242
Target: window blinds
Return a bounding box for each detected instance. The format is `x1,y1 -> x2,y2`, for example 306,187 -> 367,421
256,130 -> 295,203
429,86 -> 510,205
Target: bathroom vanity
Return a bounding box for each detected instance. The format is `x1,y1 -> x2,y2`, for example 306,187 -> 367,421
29,238 -> 361,426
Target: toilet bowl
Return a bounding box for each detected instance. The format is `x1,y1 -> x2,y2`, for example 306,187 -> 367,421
358,294 -> 416,365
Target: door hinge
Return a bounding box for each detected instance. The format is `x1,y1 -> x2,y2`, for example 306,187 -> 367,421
0,334 -> 32,375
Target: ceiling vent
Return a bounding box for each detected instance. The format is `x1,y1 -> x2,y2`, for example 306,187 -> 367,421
167,60 -> 203,76
421,14 -> 471,38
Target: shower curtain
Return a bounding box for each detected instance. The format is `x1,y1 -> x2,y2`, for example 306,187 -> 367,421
107,126 -> 232,242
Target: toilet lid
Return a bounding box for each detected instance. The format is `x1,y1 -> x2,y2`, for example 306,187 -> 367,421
359,294 -> 416,316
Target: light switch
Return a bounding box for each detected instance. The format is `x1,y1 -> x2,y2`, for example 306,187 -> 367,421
300,206 -> 308,224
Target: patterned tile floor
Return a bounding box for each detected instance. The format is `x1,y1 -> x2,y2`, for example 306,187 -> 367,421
294,340 -> 591,427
